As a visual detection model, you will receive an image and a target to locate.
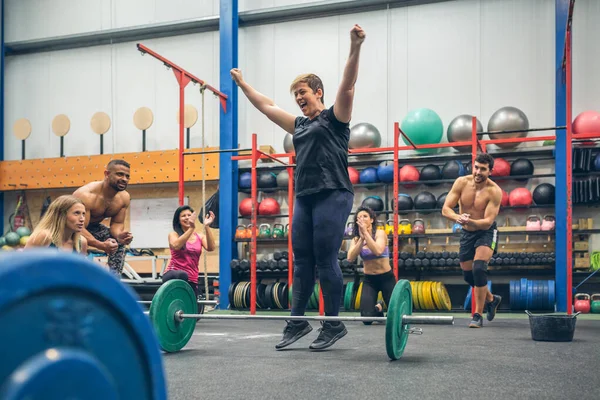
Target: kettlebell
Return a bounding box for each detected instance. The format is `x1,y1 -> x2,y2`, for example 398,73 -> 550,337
591,294 -> 600,314
385,219 -> 401,235
235,225 -> 246,240
244,224 -> 254,239
284,224 -> 289,238
452,222 -> 463,233
541,215 -> 556,231
272,223 -> 284,239
574,293 -> 591,313
413,219 -> 425,234
399,219 -> 412,235
376,221 -> 386,231
259,223 -> 271,239
526,215 -> 542,231
344,222 -> 354,236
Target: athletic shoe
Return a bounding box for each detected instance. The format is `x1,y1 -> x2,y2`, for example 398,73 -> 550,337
469,313 -> 483,328
309,321 -> 348,350
486,295 -> 502,322
275,320 -> 313,350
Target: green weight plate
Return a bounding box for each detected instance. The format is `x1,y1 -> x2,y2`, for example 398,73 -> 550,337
344,282 -> 354,311
385,279 -> 412,361
149,279 -> 197,353
314,283 -> 320,309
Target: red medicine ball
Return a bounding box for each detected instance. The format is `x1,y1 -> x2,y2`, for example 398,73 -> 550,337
239,198 -> 255,217
501,190 -> 509,207
493,158 -> 511,177
258,198 -> 281,215
348,167 -> 360,184
509,188 -> 532,207
399,165 -> 420,188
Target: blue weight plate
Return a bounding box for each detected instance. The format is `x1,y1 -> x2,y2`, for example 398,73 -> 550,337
534,280 -> 541,310
520,278 -> 528,310
527,280 -> 533,309
542,280 -> 549,310
531,280 -> 537,310
514,280 -> 521,310
510,280 -> 515,310
549,280 -> 556,310
464,287 -> 472,310
0,250 -> 167,400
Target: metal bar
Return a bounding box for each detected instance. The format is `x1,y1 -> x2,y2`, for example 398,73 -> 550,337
21,140 -> 24,160
257,150 -> 291,166
250,133 -> 258,315
480,136 -> 556,146
186,127 -> 190,149
471,116 -> 478,317
137,43 -> 227,111
478,126 -> 565,136
5,1 -> 453,56
398,127 -> 417,150
187,147 -> 250,156
573,133 -> 600,140
60,136 -> 64,157
100,134 -> 104,155
565,25 -> 573,315
177,312 -> 455,325
138,300 -> 218,305
143,130 -> 147,152
173,70 -> 191,206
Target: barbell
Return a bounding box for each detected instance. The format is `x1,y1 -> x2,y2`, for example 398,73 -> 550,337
146,277 -> 454,360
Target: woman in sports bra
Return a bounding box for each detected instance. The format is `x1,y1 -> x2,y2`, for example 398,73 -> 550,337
347,206 -> 396,321
25,195 -> 88,254
163,205 -> 216,298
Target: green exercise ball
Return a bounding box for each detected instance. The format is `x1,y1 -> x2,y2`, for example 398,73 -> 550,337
4,232 -> 21,246
401,108 -> 443,153
0,237 -> 6,247
16,226 -> 31,237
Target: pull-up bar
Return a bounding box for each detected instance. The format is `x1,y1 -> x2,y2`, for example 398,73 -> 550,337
136,43 -> 229,205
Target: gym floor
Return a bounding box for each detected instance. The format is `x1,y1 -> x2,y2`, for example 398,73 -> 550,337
162,312 -> 600,399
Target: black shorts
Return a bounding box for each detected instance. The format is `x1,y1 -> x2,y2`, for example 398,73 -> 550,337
459,222 -> 499,262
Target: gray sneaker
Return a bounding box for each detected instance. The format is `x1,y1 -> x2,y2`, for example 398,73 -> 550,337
486,295 -> 502,322
469,313 -> 483,328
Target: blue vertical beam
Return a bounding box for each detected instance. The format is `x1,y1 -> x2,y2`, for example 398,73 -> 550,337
555,0 -> 569,312
219,0 -> 238,310
0,0 -> 5,232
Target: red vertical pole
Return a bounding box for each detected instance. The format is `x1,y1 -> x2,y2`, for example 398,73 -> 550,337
566,29 -> 573,315
250,134 -> 258,315
392,122 -> 400,280
471,116 -> 478,317
172,70 -> 191,205
287,155 -> 295,309
319,289 -> 324,315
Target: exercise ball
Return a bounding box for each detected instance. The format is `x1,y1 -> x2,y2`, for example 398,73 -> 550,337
398,194 -> 414,214
276,170 -> 289,187
362,196 -> 384,213
441,160 -> 465,180
16,226 -> 31,237
508,188 -> 533,207
501,190 -> 509,207
595,153 -> 600,171
464,161 -> 472,175
510,158 -> 534,181
414,191 -> 437,213
0,237 -> 5,247
239,172 -> 251,189
572,111 -> 600,135
436,192 -> 448,209
257,171 -> 277,189
4,232 -> 20,246
377,161 -> 394,183
284,133 -> 295,153
349,123 -> 382,149
401,108 -> 444,153
487,106 -> 529,149
258,198 -> 281,215
532,183 -> 555,205
20,236 -> 29,246
493,158 -> 511,177
360,167 -> 379,184
348,167 -> 360,184
399,165 -> 420,188
420,164 -> 442,186
239,198 -> 255,217
447,114 -> 483,151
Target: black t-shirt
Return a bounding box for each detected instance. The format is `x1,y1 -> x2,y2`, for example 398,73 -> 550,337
292,105 -> 354,197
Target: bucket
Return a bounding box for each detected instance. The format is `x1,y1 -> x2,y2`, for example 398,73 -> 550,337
525,311 -> 579,342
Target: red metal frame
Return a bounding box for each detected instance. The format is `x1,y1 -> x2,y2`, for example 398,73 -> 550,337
137,43 -> 228,205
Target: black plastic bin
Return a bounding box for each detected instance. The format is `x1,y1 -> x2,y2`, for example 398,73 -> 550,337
525,311 -> 579,342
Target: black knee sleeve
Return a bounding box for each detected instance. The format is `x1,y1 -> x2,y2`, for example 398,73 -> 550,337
462,270 -> 475,287
473,260 -> 488,287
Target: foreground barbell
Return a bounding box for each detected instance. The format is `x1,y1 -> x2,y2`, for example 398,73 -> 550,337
147,279 -> 454,360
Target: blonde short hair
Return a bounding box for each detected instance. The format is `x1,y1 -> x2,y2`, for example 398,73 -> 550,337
289,73 -> 324,104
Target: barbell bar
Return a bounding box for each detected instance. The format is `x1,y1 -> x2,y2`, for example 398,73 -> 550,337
147,279 -> 454,360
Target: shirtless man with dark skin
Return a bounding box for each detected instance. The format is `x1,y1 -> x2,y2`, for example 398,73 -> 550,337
442,153 -> 503,328
73,159 -> 133,275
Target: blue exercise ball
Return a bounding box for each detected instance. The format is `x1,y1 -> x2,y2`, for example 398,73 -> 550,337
239,172 -> 251,188
360,167 -> 379,184
377,161 -> 394,183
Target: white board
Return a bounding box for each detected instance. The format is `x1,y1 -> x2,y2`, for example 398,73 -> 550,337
129,197 -> 188,248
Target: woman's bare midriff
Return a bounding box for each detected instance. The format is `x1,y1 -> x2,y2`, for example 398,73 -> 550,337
363,255 -> 392,275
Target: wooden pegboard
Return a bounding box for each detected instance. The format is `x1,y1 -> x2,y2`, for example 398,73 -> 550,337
0,147 -> 220,191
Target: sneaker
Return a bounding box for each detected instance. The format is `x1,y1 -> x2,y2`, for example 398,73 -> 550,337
486,295 -> 502,322
309,321 -> 348,351
275,320 -> 313,350
469,313 -> 483,328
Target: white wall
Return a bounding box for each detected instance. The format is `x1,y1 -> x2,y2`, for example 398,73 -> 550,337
572,0 -> 600,116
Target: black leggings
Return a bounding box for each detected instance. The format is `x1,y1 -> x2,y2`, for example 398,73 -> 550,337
291,189 -> 354,317
359,270 -> 397,318
162,270 -> 199,299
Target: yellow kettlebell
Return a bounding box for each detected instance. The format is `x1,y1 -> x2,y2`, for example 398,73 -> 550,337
399,219 -> 412,235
